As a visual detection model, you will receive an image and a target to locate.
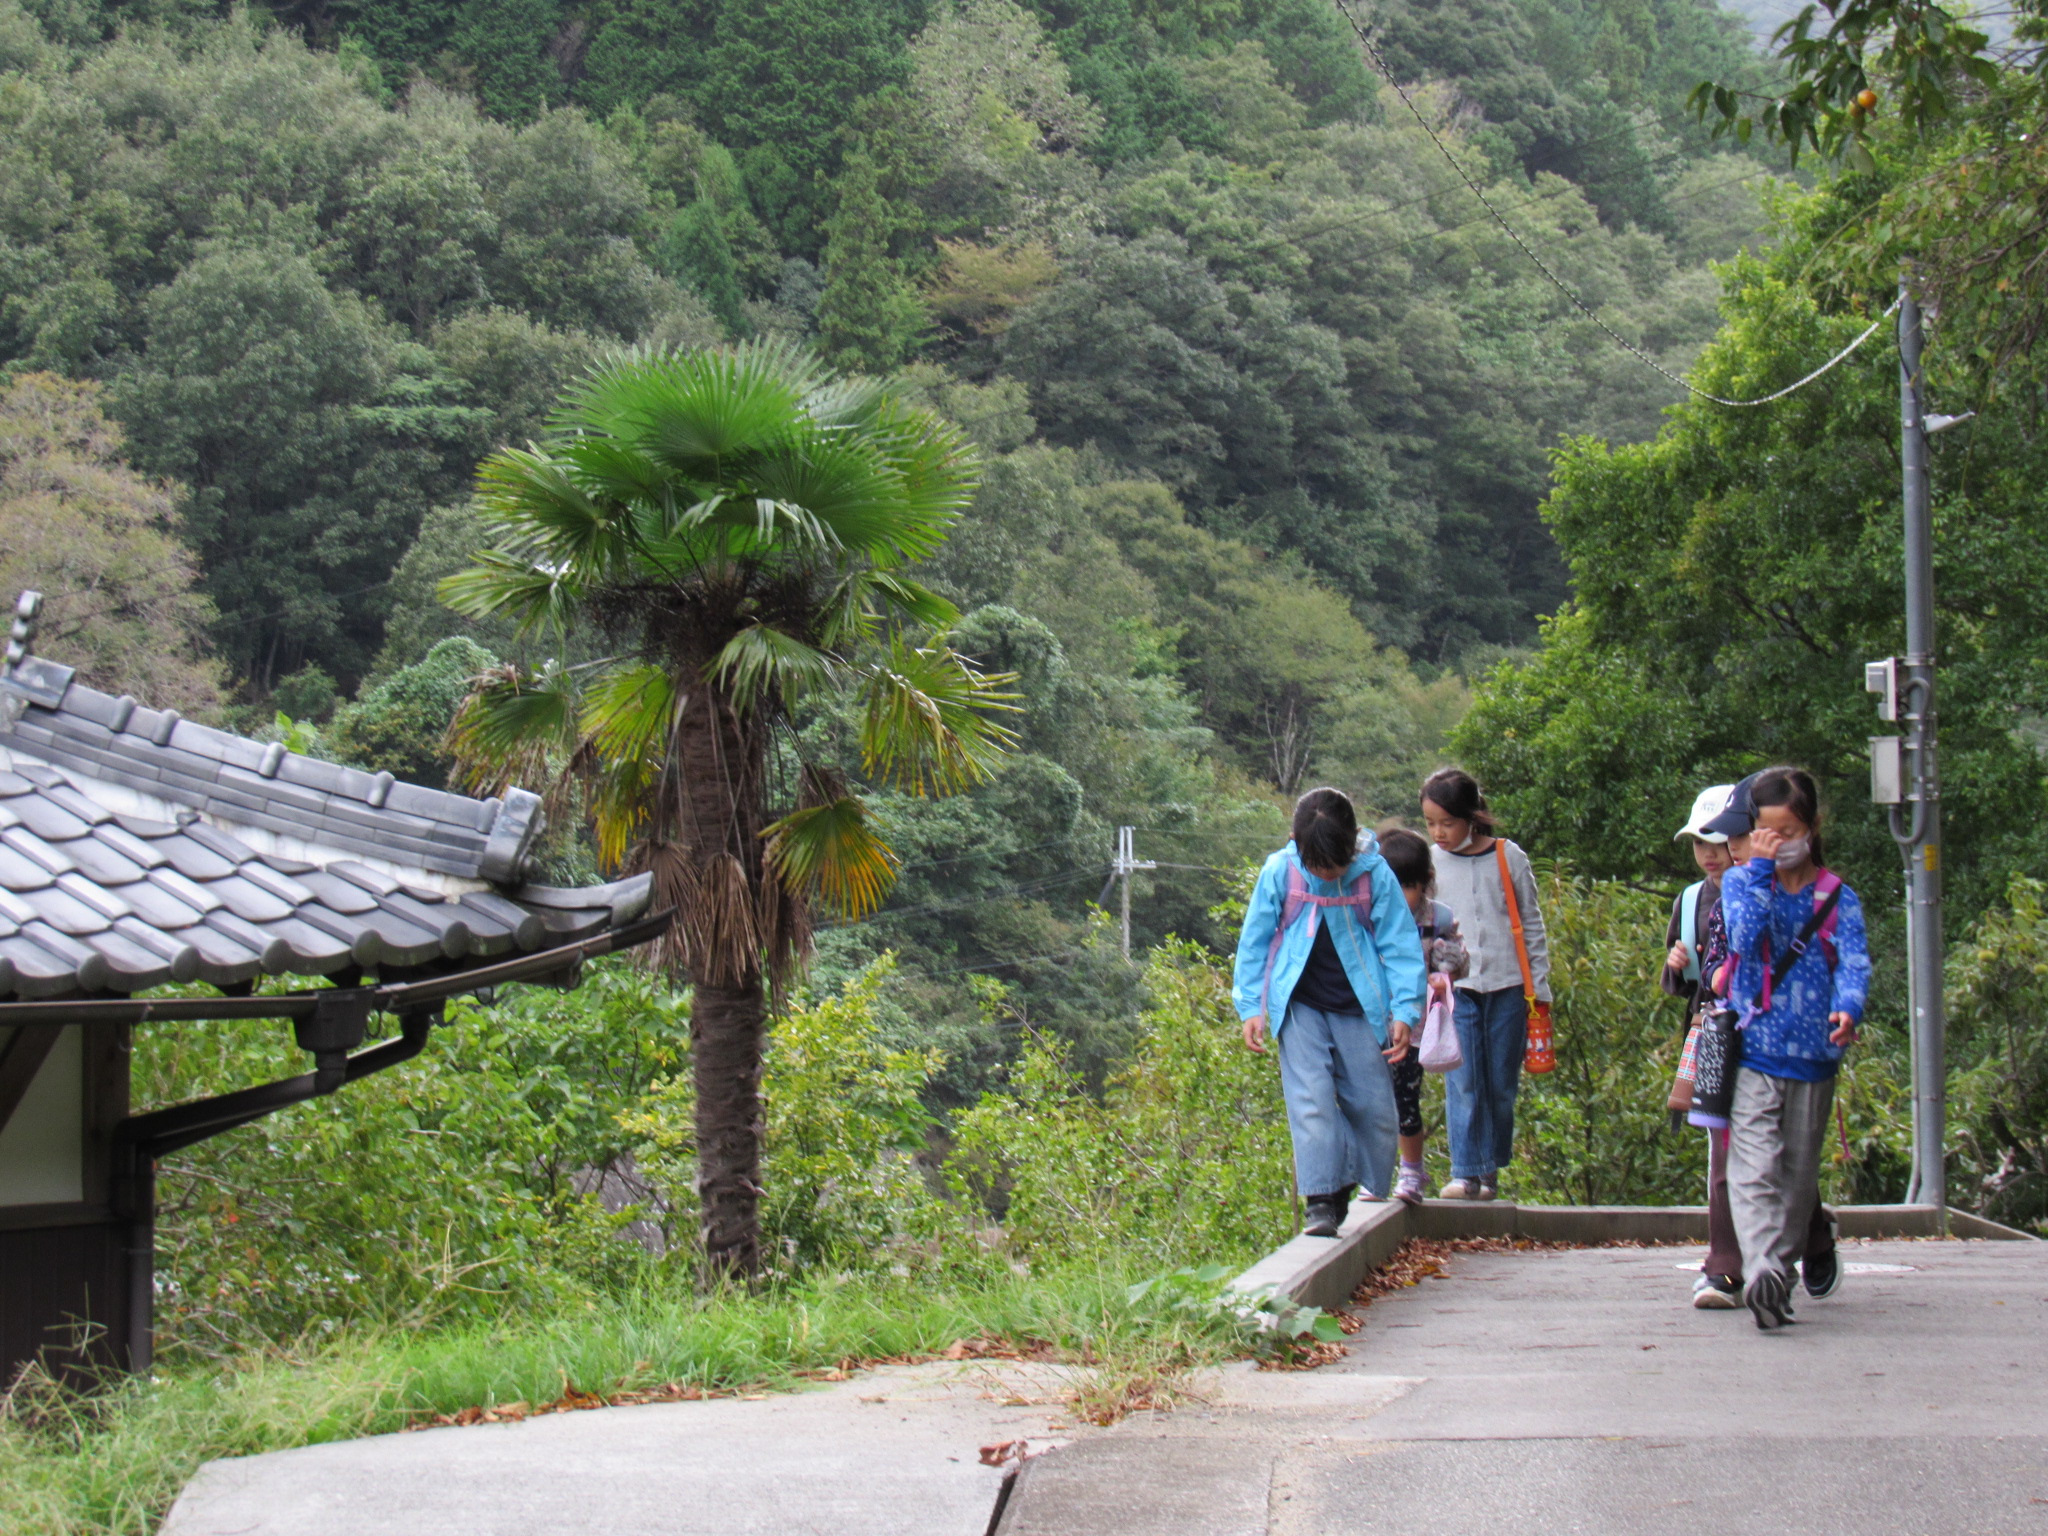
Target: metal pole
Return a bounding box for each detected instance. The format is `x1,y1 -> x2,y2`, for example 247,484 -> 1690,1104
1118,826 -> 1133,960
1895,279 -> 1946,1212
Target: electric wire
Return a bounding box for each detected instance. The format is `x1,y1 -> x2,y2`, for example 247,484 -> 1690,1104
1330,0 -> 1900,407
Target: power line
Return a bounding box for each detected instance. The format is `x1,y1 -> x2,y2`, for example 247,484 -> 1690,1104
1330,0 -> 1899,408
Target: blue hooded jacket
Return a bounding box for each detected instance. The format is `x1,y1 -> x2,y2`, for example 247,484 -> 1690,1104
1232,835 -> 1427,1046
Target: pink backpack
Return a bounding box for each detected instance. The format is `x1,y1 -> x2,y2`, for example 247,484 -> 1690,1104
1260,856 -> 1374,1019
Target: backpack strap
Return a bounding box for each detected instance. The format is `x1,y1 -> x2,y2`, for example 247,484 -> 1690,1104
1678,880 -> 1704,985
1260,853 -> 1374,1019
1758,872 -> 1846,1013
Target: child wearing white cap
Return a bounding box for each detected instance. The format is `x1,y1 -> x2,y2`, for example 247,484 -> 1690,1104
1662,785 -> 1742,1307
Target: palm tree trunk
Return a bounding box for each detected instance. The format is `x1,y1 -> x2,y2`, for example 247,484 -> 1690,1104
692,978 -> 765,1276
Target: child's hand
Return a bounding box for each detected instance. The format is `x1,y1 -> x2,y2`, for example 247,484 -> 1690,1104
1750,826 -> 1785,862
1428,973 -> 1453,1005
1667,940 -> 1690,971
1242,1014 -> 1268,1053
1829,1011 -> 1859,1046
1384,1019 -> 1412,1062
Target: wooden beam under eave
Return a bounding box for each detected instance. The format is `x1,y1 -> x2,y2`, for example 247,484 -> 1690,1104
0,1023 -> 63,1138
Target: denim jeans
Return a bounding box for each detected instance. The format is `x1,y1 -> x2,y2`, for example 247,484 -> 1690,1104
1445,986 -> 1526,1182
1277,1001 -> 1398,1199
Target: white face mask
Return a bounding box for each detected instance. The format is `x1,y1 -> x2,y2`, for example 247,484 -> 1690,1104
1452,829 -> 1475,852
1773,835 -> 1811,870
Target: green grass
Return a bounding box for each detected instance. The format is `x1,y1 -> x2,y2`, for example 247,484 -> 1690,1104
0,1261 -> 1256,1536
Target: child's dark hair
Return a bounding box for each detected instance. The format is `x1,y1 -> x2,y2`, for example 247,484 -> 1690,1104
1379,827 -> 1434,892
1292,787 -> 1359,872
1750,765 -> 1826,866
1420,767 -> 1495,832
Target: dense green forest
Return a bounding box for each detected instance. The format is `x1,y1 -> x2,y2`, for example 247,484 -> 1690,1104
0,0 -> 1785,1080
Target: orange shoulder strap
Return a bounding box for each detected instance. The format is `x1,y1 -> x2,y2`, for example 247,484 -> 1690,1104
1495,840 -> 1536,1003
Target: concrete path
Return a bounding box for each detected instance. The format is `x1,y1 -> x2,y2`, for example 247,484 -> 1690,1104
162,1238 -> 2048,1536
999,1237 -> 2048,1535
160,1359 -> 1069,1536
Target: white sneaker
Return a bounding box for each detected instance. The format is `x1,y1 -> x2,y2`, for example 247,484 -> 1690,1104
1693,1273 -> 1741,1309
1439,1179 -> 1481,1200
1476,1181 -> 1498,1202
1394,1167 -> 1426,1206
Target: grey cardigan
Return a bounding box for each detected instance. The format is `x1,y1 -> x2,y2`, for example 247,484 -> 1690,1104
1429,837 -> 1552,1002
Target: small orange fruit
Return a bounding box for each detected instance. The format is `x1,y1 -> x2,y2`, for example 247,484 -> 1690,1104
1856,88 -> 1879,110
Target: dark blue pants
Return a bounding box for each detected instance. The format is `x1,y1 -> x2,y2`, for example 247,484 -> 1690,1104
1446,986 -> 1526,1182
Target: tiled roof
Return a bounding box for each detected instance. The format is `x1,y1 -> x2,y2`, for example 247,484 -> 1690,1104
0,652 -> 650,1000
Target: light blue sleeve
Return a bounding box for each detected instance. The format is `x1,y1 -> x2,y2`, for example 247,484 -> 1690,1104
1830,884 -> 1871,1023
1368,854 -> 1428,1029
1232,856 -> 1287,1021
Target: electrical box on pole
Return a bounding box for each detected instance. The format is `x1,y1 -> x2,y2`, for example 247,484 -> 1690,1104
1869,735 -> 1904,805
1865,657 -> 1900,722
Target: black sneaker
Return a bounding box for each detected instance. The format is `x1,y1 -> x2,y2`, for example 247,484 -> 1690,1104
1803,1214 -> 1842,1298
1302,1198 -> 1344,1238
1744,1269 -> 1792,1330
1692,1273 -> 1742,1310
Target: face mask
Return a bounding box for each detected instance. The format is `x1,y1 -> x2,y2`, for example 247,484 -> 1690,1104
1773,836 -> 1811,870
1452,830 -> 1474,852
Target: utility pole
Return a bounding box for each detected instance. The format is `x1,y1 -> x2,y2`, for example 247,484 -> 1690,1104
1111,826 -> 1155,960
1868,277 -> 1965,1213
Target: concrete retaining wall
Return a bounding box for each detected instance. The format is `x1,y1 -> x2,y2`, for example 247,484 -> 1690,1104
1231,1200 -> 2034,1311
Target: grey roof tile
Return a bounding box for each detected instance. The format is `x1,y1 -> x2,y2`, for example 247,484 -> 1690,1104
152,833 -> 239,882
91,825 -> 168,870
289,869 -> 380,915
6,793 -> 92,842
0,845 -> 54,891
115,814 -> 181,839
33,886 -> 113,936
117,878 -> 210,930
200,910 -> 294,973
0,669 -> 655,998
81,928 -> 173,991
181,821 -> 261,864
55,873 -> 131,922
61,834 -> 149,886
180,924 -> 264,989
145,867 -> 223,916
236,863 -> 315,906
206,874 -> 298,925
2,828 -> 76,877
20,922 -> 108,988
110,917 -> 201,984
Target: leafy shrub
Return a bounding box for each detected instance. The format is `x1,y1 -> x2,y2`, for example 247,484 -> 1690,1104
144,963 -> 682,1355
623,957 -> 950,1274
949,940 -> 1293,1268
1947,875 -> 2048,1231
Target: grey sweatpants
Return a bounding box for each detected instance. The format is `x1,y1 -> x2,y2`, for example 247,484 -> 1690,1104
1728,1067 -> 1835,1285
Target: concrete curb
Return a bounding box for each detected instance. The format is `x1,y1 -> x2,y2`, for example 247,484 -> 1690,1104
1232,1199 -> 2035,1310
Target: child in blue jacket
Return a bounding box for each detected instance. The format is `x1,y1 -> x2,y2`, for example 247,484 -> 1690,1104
1235,788 -> 1428,1237
1708,766 -> 1871,1330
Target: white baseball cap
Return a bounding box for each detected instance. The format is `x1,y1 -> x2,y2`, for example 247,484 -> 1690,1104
1674,784 -> 1735,843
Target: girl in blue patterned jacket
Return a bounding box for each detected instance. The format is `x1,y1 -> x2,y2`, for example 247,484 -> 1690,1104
1234,788 -> 1428,1238
1715,766 -> 1871,1330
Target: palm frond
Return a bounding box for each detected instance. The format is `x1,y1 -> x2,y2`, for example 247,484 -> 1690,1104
445,663 -> 579,797
581,662 -> 678,765
709,625 -> 837,707
763,796 -> 900,919
857,638 -> 1020,797
473,446 -> 632,575
438,549 -> 584,638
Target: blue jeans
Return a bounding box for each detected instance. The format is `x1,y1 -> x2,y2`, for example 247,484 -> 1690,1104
1445,986 -> 1527,1182
1277,1002 -> 1398,1199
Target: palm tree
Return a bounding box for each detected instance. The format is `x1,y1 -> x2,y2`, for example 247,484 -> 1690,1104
441,341 -> 1014,1275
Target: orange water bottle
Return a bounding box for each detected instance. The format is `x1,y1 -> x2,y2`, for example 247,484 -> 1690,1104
1524,998 -> 1556,1075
